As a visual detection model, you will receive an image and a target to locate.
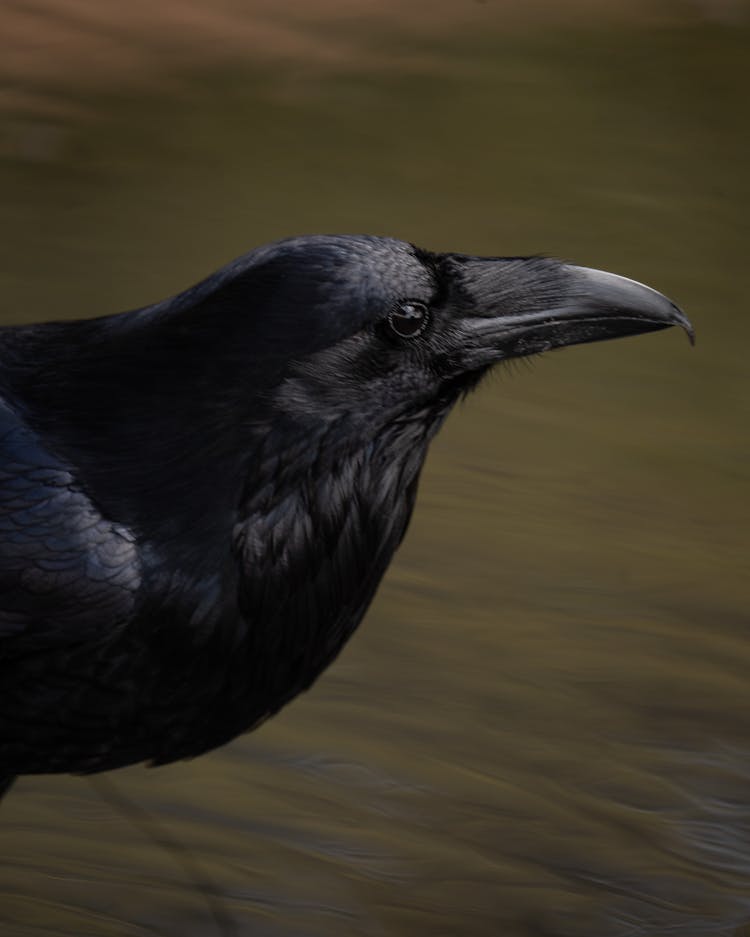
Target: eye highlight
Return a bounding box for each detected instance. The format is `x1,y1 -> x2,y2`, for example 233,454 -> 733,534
388,301 -> 430,339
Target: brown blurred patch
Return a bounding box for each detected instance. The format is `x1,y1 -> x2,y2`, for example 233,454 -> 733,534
1,0 -> 745,118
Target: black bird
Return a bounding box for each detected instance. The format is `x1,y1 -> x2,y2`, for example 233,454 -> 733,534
0,235 -> 692,796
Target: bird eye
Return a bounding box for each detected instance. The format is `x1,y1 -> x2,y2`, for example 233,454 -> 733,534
388,301 -> 430,339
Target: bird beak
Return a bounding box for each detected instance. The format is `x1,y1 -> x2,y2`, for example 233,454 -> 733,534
462,262 -> 694,360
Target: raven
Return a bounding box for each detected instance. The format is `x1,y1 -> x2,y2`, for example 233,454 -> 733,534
0,235 -> 691,794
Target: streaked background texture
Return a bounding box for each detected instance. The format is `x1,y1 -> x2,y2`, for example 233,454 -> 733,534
1,2 -> 748,935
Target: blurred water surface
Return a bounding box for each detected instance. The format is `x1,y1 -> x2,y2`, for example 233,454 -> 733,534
1,3 -> 749,935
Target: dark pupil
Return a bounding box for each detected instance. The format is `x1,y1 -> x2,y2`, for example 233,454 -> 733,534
391,302 -> 426,337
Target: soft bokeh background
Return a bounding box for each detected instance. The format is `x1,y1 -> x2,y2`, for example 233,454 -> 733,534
1,2 -> 749,935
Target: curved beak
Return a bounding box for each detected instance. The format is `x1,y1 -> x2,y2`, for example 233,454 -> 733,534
460,259 -> 694,360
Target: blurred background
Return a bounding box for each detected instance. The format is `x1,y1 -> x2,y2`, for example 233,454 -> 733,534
1,1 -> 749,935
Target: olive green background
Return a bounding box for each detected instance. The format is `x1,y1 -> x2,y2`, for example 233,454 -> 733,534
1,4 -> 748,935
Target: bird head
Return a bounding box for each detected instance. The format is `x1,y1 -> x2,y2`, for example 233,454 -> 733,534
199,235 -> 692,444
